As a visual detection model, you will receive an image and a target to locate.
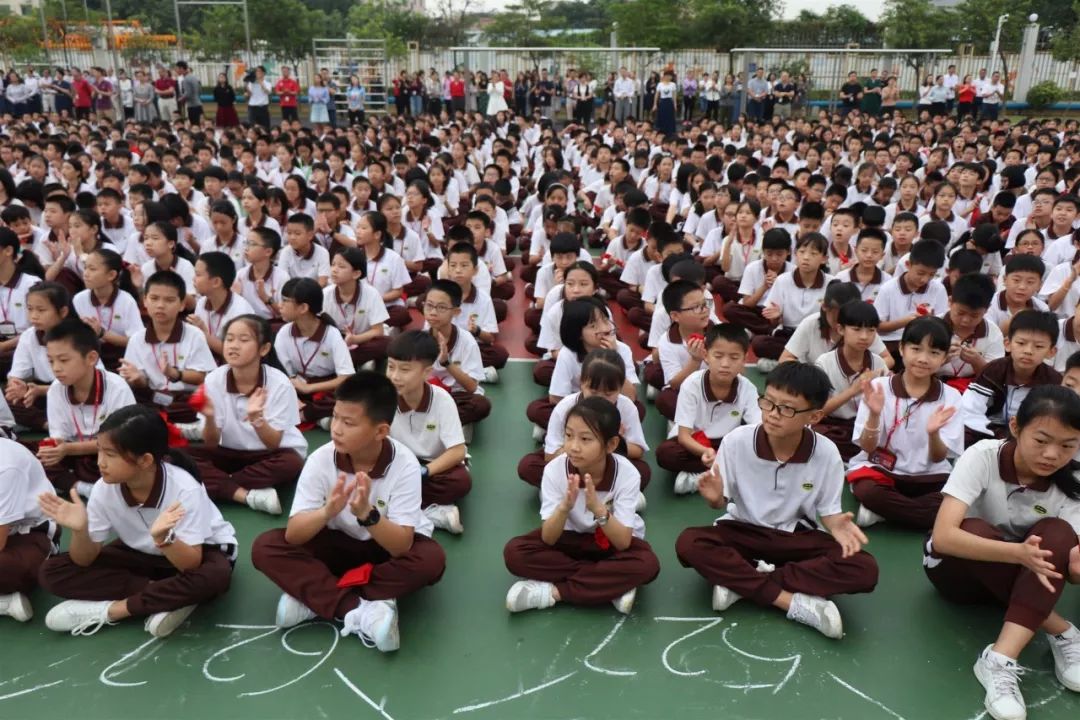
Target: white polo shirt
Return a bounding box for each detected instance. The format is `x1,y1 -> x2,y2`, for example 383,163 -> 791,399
390,383 -> 465,462
290,440 -> 433,541
193,292 -> 256,341
737,259 -> 794,306
87,462 -> 237,555
10,327 -> 55,382
72,287 -> 144,340
782,311 -> 888,364
322,281 -> 389,337
476,240 -> 508,280
850,375 -> 964,476
123,321 -> 217,394
715,425 -> 844,532
763,269 -> 834,328
658,326 -> 708,386
430,326 -> 485,394
203,365 -> 308,456
0,439 -> 53,535
646,302 -> 721,349
873,273 -> 950,341
672,370 -> 761,439
455,285 -> 499,335
641,264 -> 668,305
942,439 -> 1080,541
237,214 -> 282,241
937,315 -> 1006,379
702,230 -> 762,281
235,264 -> 290,320
550,341 -> 636,398
815,348 -> 888,420
389,227 -> 425,264
539,454 -> 645,539
46,369 -> 136,442
984,290 -> 1050,330
1055,316 -> 1080,372
0,271 -> 42,337
204,234 -> 248,270
277,242 -> 331,282
834,266 -> 891,303
274,321 -> 354,381
140,256 -> 196,296
544,392 -> 648,455
363,246 -> 411,307
619,248 -> 655,288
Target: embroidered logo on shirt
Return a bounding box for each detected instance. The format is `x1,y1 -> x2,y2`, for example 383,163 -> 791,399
1033,504 -> 1048,515
730,410 -> 741,417
801,482 -> 814,491
425,422 -> 437,430
376,499 -> 386,508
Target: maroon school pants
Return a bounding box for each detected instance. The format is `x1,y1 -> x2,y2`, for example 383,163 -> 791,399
675,520 -> 879,606
349,336 -> 391,368
656,387 -> 678,421
403,273 -> 431,300
386,305 -> 413,329
422,464 -> 472,506
656,436 -> 721,473
925,517 -> 1078,631
615,287 -> 643,312
849,469 -> 948,530
251,528 -> 446,619
0,531 -> 53,594
532,359 -> 555,387
43,454 -> 100,494
721,303 -> 773,336
39,542 -> 233,616
452,391 -> 491,426
11,393 -> 47,431
643,361 -> 664,390
479,342 -> 509,369
516,450 -> 651,489
813,416 -> 859,462
188,446 -> 305,502
503,529 -> 660,605
598,271 -> 628,299
750,327 -> 794,361
711,276 -> 741,304
133,388 -> 198,424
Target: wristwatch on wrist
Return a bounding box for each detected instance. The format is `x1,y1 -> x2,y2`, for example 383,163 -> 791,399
154,528 -> 176,548
357,506 -> 381,527
595,510 -> 609,527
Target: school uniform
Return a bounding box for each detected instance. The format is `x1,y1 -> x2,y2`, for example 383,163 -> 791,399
363,246 -> 412,328
39,462 -> 236,617
274,321 -> 355,423
504,454 -> 660,606
597,236 -> 639,297
124,321 -> 217,423
0,439 -> 57,595
237,214 -> 282,241
388,227 -> 433,299
526,341 -> 639,428
193,292 -> 256,358
873,273 -> 950,349
646,302 -> 722,352
72,287 -> 144,370
834,266 -> 890,303
235,264 -> 290,322
188,365 -> 308,502
45,369 -> 135,493
676,425 -> 879,605
277,243 -> 331,282
8,327 -> 57,429
454,285 -> 508,370
937,315 -> 1006,390
704,231 -> 762,301
983,291 -> 1050,331
615,248 -> 656,311
322,282 -> 390,367
140,256 -> 196,297
520,392 -> 650,487
752,269 -> 834,361
390,383 -> 471,508
824,242 -> 854,276
204,234 -> 248,271
429,326 -> 491,426
880,239 -> 911,275
924,439 -> 1080,631
0,271 -> 41,343
847,375 -> 965,529
961,357 -> 1062,445
476,240 -> 515,303
1055,316 -> 1080,372
656,371 -> 761,473
721,260 -> 794,336
655,325 -> 709,420
813,349 -> 888,461
251,441 -> 446,620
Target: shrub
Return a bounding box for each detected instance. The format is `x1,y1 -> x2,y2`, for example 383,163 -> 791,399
1026,81 -> 1065,109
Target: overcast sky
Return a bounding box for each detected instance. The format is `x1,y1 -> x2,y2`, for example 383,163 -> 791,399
780,0 -> 887,20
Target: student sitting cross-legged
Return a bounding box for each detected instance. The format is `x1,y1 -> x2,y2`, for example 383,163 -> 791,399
504,396 -> 660,615
0,439 -> 57,624
251,372 -> 447,653
38,406 -> 236,638
675,362 -> 879,639
924,386 -> 1080,720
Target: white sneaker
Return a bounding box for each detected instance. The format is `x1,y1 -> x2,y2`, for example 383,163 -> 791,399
635,492 -> 647,512
646,384 -> 658,401
144,605 -> 196,638
75,481 -> 96,499
755,358 -> 779,374
855,504 -> 885,528
45,600 -> 117,635
317,417 -> 332,431
360,360 -> 376,371
275,593 -> 316,628
245,487 -> 282,515
712,585 -> 741,611
0,592 -> 32,622
1048,625 -> 1080,691
176,416 -> 206,442
612,588 -> 636,615
341,599 -> 399,652
786,593 -> 843,639
483,366 -> 499,384
673,471 -> 700,495
532,424 -> 546,442
505,580 -> 556,613
974,645 -> 1027,720
424,504 -> 464,534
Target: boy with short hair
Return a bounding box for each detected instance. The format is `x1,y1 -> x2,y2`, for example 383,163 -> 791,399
313,193 -> 356,252
636,233 -> 689,331
874,239 -> 949,362
938,273 -> 1004,391
598,206 -> 648,298
278,213 -> 331,287
615,221 -> 663,312
95,188 -> 132,250
40,318 -> 136,495
188,251 -> 255,359
834,228 -> 889,302
464,210 -> 514,302
34,194 -> 75,267
721,228 -> 793,337
985,254 -> 1048,333
655,280 -> 714,421
656,324 -> 761,494
675,362 -> 878,638
961,309 -> 1062,444
119,270 -> 216,423
1055,297 -> 1080,373
882,211 -> 918,275
444,242 -> 508,379
752,232 -> 833,362
825,207 -> 859,275
251,371 -> 447,653
386,331 -> 470,535
422,279 -> 491,427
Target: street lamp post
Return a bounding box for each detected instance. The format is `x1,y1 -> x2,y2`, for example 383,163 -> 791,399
988,13 -> 1008,74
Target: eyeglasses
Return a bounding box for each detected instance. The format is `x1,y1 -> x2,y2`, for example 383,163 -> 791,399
422,302 -> 453,314
586,324 -> 616,339
678,301 -> 710,314
757,396 -> 817,418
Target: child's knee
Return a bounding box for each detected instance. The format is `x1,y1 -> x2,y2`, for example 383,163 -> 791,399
250,528 -> 289,571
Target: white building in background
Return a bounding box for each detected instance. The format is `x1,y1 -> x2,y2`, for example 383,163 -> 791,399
0,0 -> 41,15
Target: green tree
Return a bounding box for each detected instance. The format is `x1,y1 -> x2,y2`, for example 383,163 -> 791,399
775,5 -> 880,46
347,0 -> 430,58
607,0 -> 685,50
187,0 -> 339,62
609,0 -> 779,50
0,15 -> 46,62
880,0 -> 957,93
1052,1 -> 1080,60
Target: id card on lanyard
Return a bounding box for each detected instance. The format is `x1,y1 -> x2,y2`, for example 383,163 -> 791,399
292,332 -> 324,380
869,396 -> 921,471
70,370 -> 104,441
0,283 -> 17,337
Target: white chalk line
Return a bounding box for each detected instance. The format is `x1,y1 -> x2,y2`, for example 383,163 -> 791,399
203,626 -> 281,682
334,667 -> 396,720
238,622 -> 339,698
720,624 -> 800,695
99,636 -> 162,688
0,680 -> 65,701
828,672 -> 907,720
451,671 -> 578,714
583,616 -> 638,677
658,617 -> 724,677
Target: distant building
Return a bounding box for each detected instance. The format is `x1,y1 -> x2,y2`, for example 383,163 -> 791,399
0,0 -> 42,15
930,0 -> 961,7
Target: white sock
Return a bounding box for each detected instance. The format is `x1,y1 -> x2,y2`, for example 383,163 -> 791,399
1055,623 -> 1079,640
986,647 -> 1017,665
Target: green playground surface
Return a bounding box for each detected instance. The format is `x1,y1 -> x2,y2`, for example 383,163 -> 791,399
1,361 -> 1078,720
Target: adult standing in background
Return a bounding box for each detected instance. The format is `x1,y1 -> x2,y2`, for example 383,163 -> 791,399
972,67 -> 988,118
702,71 -> 720,121
213,72 -> 239,127
532,68 -> 554,118
71,67 -> 94,120
321,68 -> 338,128
486,71 -> 508,117
979,70 -> 1004,121
746,67 -> 768,122
154,66 -> 178,122
116,69 -> 134,120
730,72 -> 744,124
772,70 -> 796,120
942,64 -> 960,115
345,74 -> 366,126
839,70 -> 862,117
177,61 -> 202,125
653,69 -> 677,136
955,74 -> 976,119
614,67 -> 635,124
449,71 -> 466,116
23,66 -> 41,115
681,69 -> 697,122
133,69 -> 157,123
41,69 -> 58,114
514,73 -> 530,116
92,67 -> 114,120
881,74 -> 899,118
275,66 -> 300,123
441,70 -> 453,116
860,68 -> 883,118
308,74 -> 330,128
643,72 -> 658,122
246,65 -> 272,128
574,71 -> 595,127
565,70 -> 579,122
